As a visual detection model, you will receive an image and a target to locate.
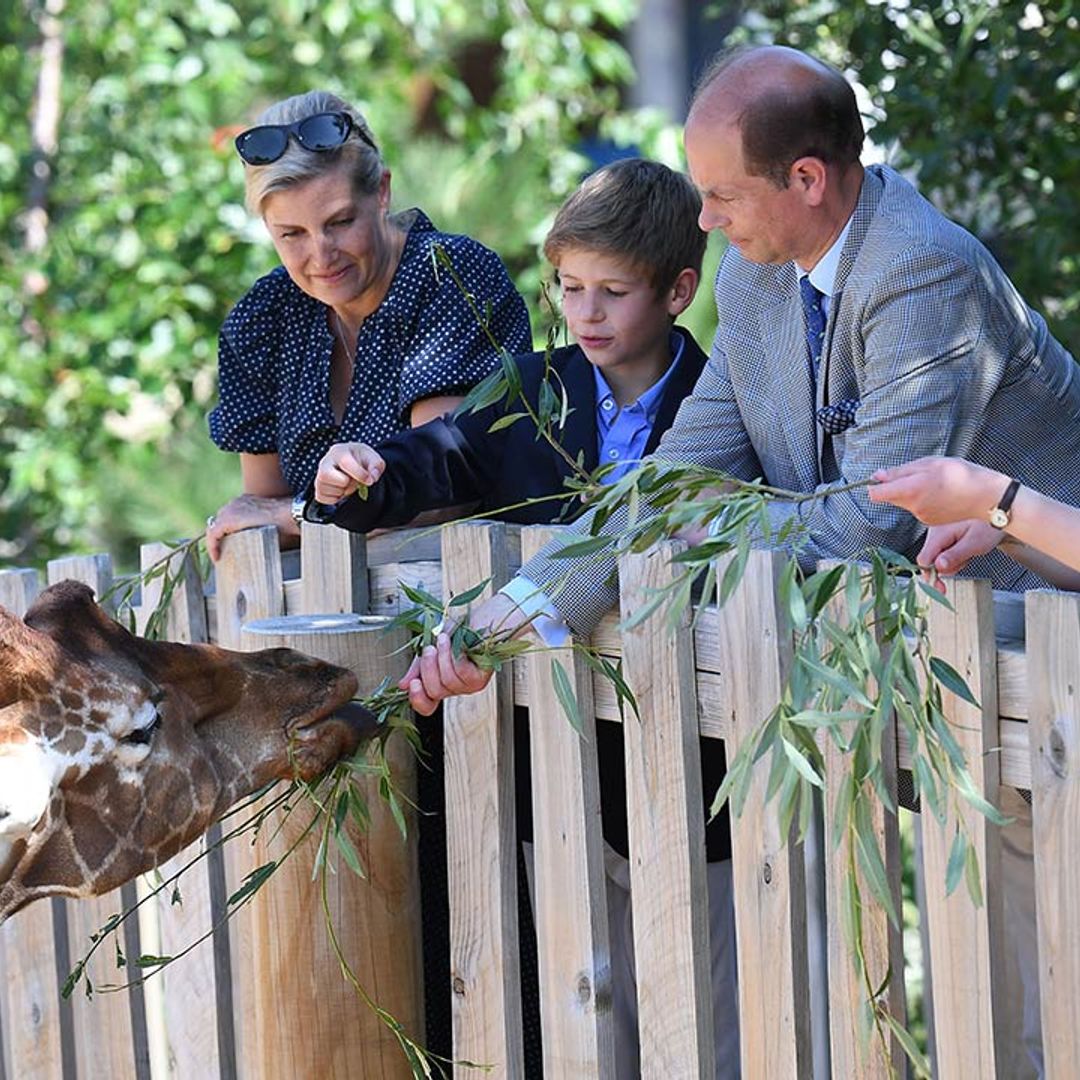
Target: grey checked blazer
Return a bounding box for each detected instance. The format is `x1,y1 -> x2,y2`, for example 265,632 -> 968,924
521,164 -> 1080,636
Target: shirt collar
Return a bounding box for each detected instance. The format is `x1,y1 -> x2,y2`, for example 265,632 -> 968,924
593,330 -> 683,419
797,213 -> 854,298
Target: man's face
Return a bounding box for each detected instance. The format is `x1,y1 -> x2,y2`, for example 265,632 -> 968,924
685,116 -> 809,266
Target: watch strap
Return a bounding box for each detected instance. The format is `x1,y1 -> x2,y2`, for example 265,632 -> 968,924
989,478 -> 1021,529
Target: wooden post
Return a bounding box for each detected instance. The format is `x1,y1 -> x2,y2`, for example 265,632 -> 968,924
299,520 -> 368,615
47,554 -> 144,1080
1026,590 -> 1080,1076
617,541 -> 715,1079
440,521 -> 523,1077
136,541 -> 225,1080
0,568 -> 67,1080
212,526 -> 284,651
213,525 -> 284,1080
238,614 -> 420,1078
920,577 -> 1003,1078
819,563 -> 905,1078
717,549 -> 811,1078
521,526 -> 614,1077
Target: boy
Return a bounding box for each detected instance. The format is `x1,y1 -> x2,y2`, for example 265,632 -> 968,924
301,158 -> 739,1077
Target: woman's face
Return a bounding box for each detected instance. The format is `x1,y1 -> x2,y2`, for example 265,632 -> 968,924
262,165 -> 396,311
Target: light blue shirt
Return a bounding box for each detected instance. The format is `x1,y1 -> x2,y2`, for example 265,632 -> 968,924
796,214 -> 854,317
593,331 -> 684,484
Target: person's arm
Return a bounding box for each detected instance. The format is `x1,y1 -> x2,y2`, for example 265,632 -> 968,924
312,400 -> 509,533
206,453 -> 299,562
750,253 -> 1017,564
870,456 -> 1080,588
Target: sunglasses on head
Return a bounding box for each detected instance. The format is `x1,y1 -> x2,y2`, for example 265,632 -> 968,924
234,111 -> 377,166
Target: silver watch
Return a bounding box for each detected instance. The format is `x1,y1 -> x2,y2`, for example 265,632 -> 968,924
290,492 -> 308,526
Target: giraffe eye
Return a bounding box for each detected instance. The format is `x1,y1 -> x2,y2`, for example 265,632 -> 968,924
123,709 -> 162,746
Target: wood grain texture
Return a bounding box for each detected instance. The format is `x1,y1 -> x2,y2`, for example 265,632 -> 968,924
440,522 -> 522,1078
1026,590 -> 1080,1078
522,526 -> 614,1078
920,577 -> 1003,1080
716,549 -> 811,1079
617,542 -> 715,1080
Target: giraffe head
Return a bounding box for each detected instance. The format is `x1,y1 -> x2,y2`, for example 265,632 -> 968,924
0,580 -> 369,919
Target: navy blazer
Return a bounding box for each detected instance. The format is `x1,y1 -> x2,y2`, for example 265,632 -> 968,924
321,327 -> 707,531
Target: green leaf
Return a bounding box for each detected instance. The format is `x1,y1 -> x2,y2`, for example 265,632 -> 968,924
135,954 -> 173,968
448,578 -> 492,607
945,829 -> 967,896
551,658 -> 583,734
486,411 -> 530,433
929,656 -> 980,708
227,861 -> 278,908
549,534 -> 615,559
782,737 -> 824,788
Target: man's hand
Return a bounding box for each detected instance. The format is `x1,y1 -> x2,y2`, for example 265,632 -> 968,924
397,591 -> 534,715
314,442 -> 386,504
674,482 -> 738,546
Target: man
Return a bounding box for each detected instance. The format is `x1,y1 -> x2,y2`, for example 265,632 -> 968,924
400,44 -> 1080,707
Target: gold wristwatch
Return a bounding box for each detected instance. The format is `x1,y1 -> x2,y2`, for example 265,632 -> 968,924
988,478 -> 1021,529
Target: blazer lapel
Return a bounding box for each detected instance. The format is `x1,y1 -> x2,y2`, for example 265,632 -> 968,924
816,167 -> 885,464
556,346 -> 599,474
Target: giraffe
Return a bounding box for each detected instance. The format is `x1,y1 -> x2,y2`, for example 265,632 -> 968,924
0,579 -> 374,921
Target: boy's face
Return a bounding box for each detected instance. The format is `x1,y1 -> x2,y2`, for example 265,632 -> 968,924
557,248 -> 674,381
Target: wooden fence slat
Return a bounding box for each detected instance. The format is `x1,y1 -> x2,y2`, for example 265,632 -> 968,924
1026,590 -> 1080,1077
717,548 -> 811,1079
920,576 -> 1003,1079
212,526 -> 285,1080
0,569 -> 66,1080
299,521 -> 368,614
239,615 -> 421,1079
47,554 -> 144,1080
617,542 -> 715,1079
819,564 -> 905,1079
521,526 -> 614,1077
440,521 -> 523,1077
136,541 -> 223,1080
211,526 -> 284,651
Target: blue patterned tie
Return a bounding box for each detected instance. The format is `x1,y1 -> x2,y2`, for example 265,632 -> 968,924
799,275 -> 826,384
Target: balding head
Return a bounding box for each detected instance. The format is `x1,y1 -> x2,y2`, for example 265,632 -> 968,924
688,46 -> 863,189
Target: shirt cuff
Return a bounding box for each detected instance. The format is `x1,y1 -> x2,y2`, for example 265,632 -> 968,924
500,575 -> 572,648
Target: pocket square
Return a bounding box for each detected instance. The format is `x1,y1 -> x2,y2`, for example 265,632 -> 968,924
816,397 -> 860,435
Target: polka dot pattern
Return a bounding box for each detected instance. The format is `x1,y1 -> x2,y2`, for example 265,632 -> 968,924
208,209 -> 531,493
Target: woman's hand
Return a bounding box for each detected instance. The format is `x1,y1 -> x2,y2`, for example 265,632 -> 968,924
915,521 -> 1004,592
869,456 -> 1008,525
205,493 -> 296,562
314,442 -> 386,504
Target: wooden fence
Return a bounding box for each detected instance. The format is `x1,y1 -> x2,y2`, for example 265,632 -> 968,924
1,519 -> 1078,1079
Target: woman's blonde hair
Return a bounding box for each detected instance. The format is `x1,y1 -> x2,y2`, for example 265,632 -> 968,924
242,90 -> 383,214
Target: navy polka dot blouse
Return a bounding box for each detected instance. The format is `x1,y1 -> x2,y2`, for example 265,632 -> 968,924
208,209 -> 532,494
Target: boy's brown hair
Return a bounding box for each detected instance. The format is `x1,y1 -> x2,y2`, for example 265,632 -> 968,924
543,157 -> 706,295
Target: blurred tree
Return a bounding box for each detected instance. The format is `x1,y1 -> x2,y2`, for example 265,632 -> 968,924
723,0 -> 1080,352
0,0 -> 682,566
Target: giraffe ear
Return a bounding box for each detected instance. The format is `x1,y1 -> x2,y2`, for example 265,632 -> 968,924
23,581 -> 132,666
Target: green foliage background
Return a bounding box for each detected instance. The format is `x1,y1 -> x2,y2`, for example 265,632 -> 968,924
1,0 -> 1077,568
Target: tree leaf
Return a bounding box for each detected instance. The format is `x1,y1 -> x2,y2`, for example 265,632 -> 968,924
929,656 -> 980,708
551,657 -> 583,734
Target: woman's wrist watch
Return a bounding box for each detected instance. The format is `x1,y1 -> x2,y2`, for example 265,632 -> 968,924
988,478 -> 1021,529
291,492 -> 309,526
